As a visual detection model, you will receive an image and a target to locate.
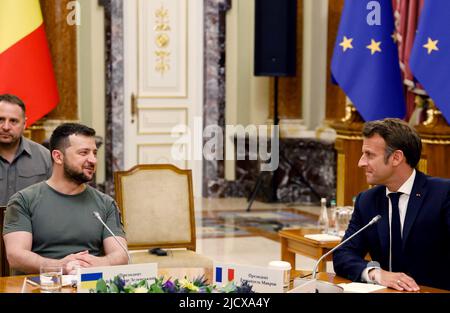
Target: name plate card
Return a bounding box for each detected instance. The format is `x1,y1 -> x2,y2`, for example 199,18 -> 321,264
77,263 -> 158,293
213,262 -> 284,293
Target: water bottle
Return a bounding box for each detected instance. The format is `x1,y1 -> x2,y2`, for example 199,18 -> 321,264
318,198 -> 329,234
329,199 -> 337,235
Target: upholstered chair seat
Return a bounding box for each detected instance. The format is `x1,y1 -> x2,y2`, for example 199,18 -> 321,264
114,164 -> 213,269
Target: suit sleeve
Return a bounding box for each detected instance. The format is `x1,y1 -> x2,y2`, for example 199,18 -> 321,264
332,193 -> 371,282
445,188 -> 450,241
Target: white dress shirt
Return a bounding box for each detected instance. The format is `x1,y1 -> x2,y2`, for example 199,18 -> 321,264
361,169 -> 416,283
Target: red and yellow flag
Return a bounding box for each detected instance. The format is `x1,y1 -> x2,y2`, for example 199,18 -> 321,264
0,0 -> 59,126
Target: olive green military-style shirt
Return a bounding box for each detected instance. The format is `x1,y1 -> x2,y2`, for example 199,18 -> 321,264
3,181 -> 126,260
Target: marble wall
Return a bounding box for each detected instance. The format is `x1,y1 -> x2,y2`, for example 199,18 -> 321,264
275,138 -> 336,203
214,137 -> 336,204
100,0 -> 124,196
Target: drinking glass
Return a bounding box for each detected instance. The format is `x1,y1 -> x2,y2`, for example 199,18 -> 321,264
40,265 -> 62,293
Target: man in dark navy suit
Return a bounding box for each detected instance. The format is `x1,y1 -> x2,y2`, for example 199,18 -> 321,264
333,118 -> 450,291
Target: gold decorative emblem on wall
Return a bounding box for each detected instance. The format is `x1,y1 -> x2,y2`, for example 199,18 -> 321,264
155,51 -> 171,74
156,34 -> 170,48
139,0 -> 187,98
154,4 -> 171,76
154,5 -> 171,31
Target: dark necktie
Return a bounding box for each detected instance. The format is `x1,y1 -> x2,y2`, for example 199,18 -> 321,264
388,192 -> 403,272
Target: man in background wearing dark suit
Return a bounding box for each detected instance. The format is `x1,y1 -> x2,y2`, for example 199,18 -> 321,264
333,118 -> 450,291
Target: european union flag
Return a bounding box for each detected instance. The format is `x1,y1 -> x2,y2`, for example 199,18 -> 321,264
410,0 -> 450,123
331,0 -> 406,121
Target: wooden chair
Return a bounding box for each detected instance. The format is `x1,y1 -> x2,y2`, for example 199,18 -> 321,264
114,164 -> 212,268
0,206 -> 10,277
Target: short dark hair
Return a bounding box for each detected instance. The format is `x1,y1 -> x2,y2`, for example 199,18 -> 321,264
0,94 -> 26,115
50,123 -> 96,154
362,118 -> 422,168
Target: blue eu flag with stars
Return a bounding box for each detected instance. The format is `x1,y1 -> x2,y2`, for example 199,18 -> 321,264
410,0 -> 450,123
331,0 -> 405,121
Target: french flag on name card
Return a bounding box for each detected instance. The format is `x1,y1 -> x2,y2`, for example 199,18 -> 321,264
215,267 -> 235,283
80,272 -> 103,290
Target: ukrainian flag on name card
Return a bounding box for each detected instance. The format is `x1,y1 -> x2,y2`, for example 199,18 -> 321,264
80,272 -> 103,290
215,267 -> 235,283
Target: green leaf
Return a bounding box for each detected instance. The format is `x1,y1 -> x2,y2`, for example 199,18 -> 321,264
220,282 -> 237,293
110,283 -> 119,293
149,284 -> 164,293
193,275 -> 209,287
96,279 -> 108,293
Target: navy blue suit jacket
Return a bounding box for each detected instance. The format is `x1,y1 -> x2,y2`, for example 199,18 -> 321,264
333,171 -> 450,290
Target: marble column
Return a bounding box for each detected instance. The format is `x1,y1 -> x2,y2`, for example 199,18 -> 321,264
99,0 -> 124,196
203,0 -> 230,197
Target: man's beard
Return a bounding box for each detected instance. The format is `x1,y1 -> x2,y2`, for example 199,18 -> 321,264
63,162 -> 94,184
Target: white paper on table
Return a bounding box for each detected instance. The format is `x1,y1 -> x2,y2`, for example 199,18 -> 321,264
304,234 -> 342,242
338,282 -> 386,293
62,275 -> 78,286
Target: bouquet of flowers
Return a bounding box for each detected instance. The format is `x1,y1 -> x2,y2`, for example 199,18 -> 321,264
93,275 -> 254,293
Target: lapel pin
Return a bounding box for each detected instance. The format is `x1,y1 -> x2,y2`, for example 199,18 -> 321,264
416,193 -> 421,197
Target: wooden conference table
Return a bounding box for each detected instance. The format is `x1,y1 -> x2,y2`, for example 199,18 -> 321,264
279,228 -> 341,272
0,268 -> 447,293
0,268 -> 212,293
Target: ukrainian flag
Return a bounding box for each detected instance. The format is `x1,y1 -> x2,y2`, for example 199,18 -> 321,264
80,272 -> 103,291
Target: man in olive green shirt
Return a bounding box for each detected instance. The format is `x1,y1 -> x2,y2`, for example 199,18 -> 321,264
3,123 -> 128,274
0,94 -> 52,206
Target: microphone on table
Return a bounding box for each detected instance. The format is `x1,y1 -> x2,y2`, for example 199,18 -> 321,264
93,211 -> 132,264
311,214 -> 382,279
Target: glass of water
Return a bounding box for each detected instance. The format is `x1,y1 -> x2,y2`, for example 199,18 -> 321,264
40,265 -> 62,293
336,206 -> 354,237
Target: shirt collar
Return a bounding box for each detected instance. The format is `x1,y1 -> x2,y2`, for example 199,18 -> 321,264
16,137 -> 32,157
385,169 -> 416,197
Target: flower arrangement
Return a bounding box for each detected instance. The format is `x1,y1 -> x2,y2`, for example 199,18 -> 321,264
93,275 -> 254,293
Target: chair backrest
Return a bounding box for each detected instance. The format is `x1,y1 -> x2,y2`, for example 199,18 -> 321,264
114,164 -> 196,251
0,206 -> 10,277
